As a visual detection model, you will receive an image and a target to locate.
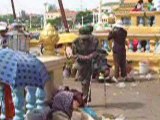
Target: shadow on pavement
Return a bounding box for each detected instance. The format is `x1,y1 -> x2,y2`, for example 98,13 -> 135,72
90,102 -> 144,110
127,116 -> 147,120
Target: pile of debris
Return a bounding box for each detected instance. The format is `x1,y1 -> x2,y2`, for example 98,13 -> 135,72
101,114 -> 126,120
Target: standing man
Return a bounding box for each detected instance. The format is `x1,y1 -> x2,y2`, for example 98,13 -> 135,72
72,25 -> 99,104
148,0 -> 156,26
0,22 -> 8,49
108,20 -> 127,82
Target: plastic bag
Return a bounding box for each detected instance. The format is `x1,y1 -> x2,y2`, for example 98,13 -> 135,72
82,107 -> 98,120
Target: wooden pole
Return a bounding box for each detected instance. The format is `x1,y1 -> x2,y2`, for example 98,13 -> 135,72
58,0 -> 69,32
11,0 -> 16,19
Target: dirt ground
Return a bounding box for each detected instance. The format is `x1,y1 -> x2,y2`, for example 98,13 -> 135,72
64,78 -> 160,120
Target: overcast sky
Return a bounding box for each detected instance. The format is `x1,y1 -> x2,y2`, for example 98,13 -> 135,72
0,0 -> 119,15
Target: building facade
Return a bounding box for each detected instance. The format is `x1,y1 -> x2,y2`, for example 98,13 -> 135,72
45,9 -> 77,22
92,2 -> 119,24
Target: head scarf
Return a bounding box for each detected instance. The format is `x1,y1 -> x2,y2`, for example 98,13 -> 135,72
52,91 -> 74,118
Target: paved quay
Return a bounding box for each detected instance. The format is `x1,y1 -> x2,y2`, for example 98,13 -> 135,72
64,78 -> 160,120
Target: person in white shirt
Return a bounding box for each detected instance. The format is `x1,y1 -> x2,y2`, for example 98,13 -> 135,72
0,22 -> 8,48
135,0 -> 144,11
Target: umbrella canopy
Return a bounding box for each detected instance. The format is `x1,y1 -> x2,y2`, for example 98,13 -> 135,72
57,33 -> 78,45
0,49 -> 49,88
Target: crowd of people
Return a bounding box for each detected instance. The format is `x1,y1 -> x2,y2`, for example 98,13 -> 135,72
133,0 -> 156,12
59,20 -> 131,120
120,0 -> 158,54
132,0 -> 156,26
63,19 -> 131,105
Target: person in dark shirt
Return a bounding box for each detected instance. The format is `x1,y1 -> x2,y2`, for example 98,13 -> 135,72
108,20 -> 127,82
72,25 -> 99,104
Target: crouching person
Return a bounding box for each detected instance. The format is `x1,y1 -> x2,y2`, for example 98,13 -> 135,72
26,89 -> 84,120
47,90 -> 83,120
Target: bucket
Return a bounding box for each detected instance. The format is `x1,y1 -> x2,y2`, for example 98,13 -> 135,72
139,61 -> 149,74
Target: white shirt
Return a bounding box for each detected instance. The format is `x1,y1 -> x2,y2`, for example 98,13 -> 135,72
136,3 -> 144,10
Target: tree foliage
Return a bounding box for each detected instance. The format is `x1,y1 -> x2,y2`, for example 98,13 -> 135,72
48,4 -> 57,12
47,17 -> 76,30
75,11 -> 93,25
47,17 -> 62,28
0,15 -> 14,24
0,13 -> 43,30
31,15 -> 42,28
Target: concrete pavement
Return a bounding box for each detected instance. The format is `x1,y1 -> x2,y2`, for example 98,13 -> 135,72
64,78 -> 160,120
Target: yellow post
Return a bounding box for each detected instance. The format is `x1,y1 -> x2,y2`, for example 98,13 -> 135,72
155,12 -> 160,26
116,15 -> 121,22
130,11 -> 144,26
131,15 -> 137,26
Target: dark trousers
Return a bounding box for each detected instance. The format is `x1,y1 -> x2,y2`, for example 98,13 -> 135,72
150,16 -> 155,26
78,62 -> 92,103
113,52 -> 126,78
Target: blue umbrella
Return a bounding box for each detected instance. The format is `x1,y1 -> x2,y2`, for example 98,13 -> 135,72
0,48 -> 49,88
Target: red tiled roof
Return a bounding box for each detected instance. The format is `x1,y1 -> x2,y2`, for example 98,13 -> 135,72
124,0 -> 148,3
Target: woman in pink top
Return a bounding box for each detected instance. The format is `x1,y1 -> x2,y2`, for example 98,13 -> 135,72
132,0 -> 144,11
